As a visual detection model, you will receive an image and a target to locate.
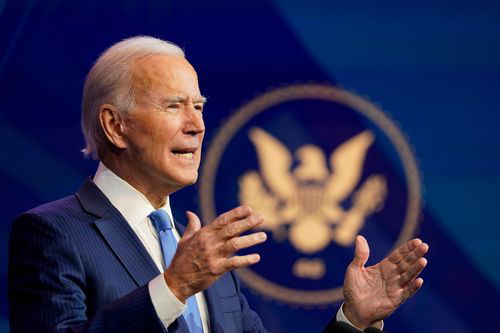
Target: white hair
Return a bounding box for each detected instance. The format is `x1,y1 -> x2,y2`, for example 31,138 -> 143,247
81,36 -> 185,159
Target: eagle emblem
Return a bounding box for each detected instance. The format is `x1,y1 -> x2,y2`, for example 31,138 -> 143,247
239,127 -> 388,254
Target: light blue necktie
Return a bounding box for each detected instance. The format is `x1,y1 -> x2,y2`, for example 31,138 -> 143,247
149,209 -> 204,333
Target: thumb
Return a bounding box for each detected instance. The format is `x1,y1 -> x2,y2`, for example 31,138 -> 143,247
183,211 -> 201,239
352,235 -> 370,269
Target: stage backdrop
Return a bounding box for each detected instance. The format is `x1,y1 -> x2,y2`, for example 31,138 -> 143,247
1,1 -> 499,332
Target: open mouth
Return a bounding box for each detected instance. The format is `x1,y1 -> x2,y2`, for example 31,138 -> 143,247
172,148 -> 196,159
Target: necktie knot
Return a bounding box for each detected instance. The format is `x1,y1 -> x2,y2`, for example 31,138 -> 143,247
149,209 -> 172,233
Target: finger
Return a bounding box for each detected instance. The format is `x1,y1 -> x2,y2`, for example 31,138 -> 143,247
400,277 -> 424,303
219,215 -> 264,239
388,238 -> 423,264
223,254 -> 261,270
399,257 -> 427,287
212,206 -> 253,230
352,235 -> 370,269
219,232 -> 267,256
396,242 -> 429,273
183,211 -> 202,239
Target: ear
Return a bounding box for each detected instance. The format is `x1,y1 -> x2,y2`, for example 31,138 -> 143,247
99,104 -> 128,150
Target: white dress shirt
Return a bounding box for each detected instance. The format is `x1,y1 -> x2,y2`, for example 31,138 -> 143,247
93,162 -> 210,332
94,163 -> 383,332
336,303 -> 384,331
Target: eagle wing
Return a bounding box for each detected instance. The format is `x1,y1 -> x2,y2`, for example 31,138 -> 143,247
248,127 -> 297,200
239,171 -> 282,231
325,130 -> 374,201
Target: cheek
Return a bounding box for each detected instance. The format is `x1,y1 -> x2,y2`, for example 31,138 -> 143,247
125,127 -> 165,165
147,121 -> 177,151
125,114 -> 183,162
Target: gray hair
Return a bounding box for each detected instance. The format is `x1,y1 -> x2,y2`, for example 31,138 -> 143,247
81,36 -> 185,159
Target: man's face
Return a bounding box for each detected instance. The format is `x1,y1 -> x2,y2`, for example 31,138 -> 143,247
121,54 -> 205,193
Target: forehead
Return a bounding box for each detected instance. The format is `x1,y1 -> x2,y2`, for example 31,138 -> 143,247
131,54 -> 200,98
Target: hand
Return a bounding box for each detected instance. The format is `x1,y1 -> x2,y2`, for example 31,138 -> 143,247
163,206 -> 267,303
343,235 -> 429,330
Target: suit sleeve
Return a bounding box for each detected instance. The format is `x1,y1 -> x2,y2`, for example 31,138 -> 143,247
8,213 -> 165,333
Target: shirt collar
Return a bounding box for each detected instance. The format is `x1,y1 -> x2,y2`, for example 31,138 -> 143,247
93,162 -> 174,227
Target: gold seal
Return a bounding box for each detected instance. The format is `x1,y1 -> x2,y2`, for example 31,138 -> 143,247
199,84 -> 421,305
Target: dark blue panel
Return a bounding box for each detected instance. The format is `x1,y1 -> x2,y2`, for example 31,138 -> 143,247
1,0 -> 498,332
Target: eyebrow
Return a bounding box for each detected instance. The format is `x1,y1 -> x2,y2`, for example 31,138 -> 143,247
164,96 -> 207,104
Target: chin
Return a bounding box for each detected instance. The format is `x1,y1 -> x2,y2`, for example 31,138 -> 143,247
186,173 -> 199,186
170,172 -> 199,189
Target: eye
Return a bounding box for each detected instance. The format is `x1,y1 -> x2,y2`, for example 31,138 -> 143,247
166,104 -> 181,112
194,104 -> 204,113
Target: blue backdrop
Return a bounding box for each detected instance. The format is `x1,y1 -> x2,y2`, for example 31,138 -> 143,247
1,1 -> 499,332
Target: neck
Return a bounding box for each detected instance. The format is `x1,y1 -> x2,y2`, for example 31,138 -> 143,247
100,155 -> 172,210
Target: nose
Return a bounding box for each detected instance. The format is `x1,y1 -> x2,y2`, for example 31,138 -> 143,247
183,106 -> 205,136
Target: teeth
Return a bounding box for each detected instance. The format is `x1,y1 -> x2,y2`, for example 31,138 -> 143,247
174,152 -> 194,159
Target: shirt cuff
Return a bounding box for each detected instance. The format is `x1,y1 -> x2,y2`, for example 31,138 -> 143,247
336,303 -> 384,331
149,274 -> 187,328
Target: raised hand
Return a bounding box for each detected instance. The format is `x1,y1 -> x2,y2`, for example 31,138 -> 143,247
343,235 -> 429,330
163,205 -> 267,303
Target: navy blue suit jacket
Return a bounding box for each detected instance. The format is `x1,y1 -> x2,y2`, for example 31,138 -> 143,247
8,179 -> 266,333
8,179 -> 381,333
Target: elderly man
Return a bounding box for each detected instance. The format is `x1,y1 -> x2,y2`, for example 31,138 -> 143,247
8,36 -> 428,333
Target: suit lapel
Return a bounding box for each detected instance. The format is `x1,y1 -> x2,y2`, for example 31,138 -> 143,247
94,211 -> 160,287
77,180 -> 226,332
203,284 -> 226,333
76,178 -> 160,287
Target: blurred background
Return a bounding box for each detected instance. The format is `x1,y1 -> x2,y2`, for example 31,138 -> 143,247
0,0 -> 499,332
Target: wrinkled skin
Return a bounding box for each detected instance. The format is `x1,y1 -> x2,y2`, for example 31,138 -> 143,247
343,236 -> 429,329
164,206 -> 267,302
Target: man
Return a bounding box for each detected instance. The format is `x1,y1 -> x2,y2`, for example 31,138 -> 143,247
8,36 -> 428,332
